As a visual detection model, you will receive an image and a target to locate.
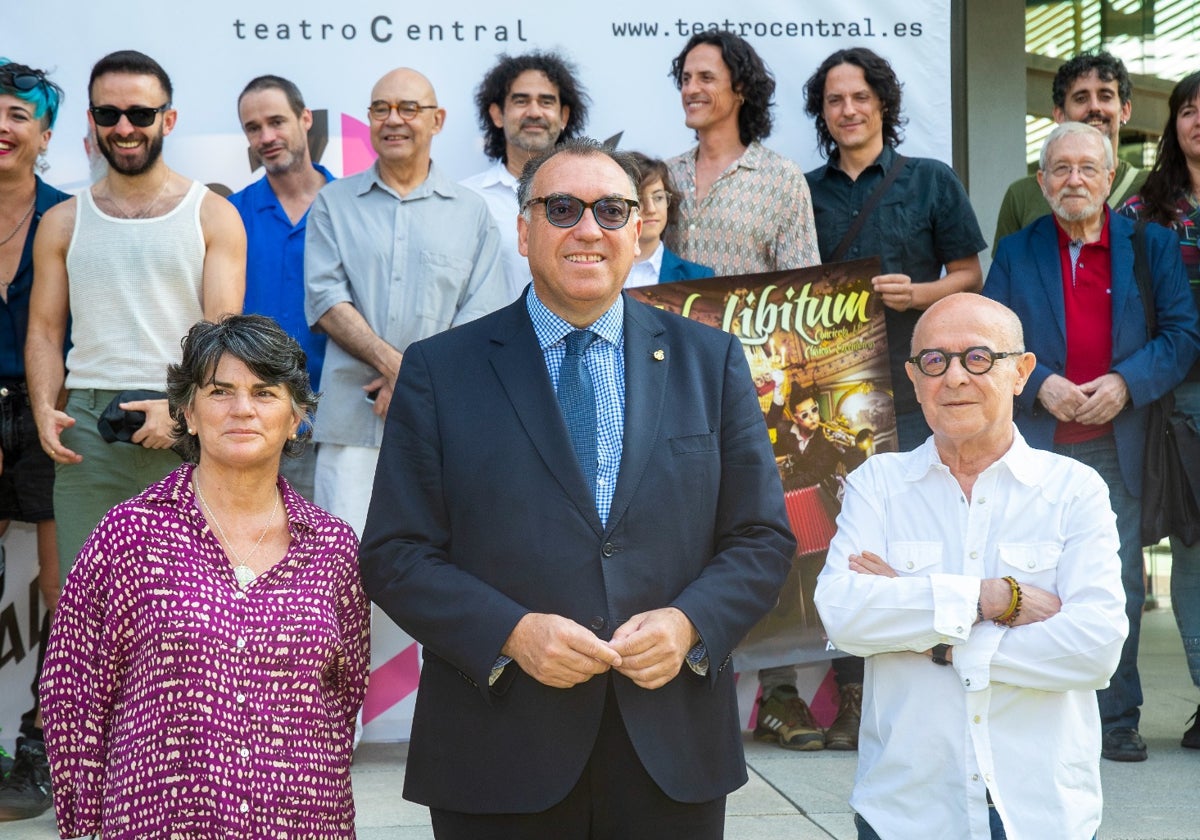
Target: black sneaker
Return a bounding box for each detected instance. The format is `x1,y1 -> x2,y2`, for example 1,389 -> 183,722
1101,727 -> 1148,762
0,738 -> 52,820
1183,706 -> 1200,750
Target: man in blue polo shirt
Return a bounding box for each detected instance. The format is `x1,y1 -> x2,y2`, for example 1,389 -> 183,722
228,75 -> 332,499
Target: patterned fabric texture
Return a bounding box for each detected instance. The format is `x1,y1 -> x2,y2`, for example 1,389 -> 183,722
40,463 -> 370,839
664,141 -> 821,275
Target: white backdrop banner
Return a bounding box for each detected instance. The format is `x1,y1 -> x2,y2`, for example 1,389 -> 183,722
10,1 -> 951,194
0,526 -> 43,751
6,0 -> 951,741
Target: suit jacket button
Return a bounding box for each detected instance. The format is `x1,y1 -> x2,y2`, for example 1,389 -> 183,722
590,616 -> 606,631
602,542 -> 615,557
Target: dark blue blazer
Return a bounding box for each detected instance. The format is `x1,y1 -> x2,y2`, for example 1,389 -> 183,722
359,293 -> 794,813
659,246 -> 715,282
985,211 -> 1200,496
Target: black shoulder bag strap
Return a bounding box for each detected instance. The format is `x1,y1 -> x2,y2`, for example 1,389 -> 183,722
829,154 -> 908,264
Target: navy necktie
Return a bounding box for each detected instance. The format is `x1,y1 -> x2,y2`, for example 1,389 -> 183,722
557,329 -> 598,496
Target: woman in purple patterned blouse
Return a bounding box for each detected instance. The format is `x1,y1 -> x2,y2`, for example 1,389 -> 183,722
40,315 -> 370,839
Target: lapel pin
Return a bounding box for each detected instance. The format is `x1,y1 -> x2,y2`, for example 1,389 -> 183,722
653,349 -> 665,361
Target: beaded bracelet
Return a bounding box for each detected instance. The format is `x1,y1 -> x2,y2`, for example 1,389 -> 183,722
994,575 -> 1023,627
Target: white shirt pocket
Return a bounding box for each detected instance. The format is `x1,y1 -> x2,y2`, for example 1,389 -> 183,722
997,543 -> 1062,588
886,541 -> 943,575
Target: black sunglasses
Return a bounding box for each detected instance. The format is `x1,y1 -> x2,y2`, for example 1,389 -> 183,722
89,103 -> 170,128
524,194 -> 639,230
0,67 -> 47,94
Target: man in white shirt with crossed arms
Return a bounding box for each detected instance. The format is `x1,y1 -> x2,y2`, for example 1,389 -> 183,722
815,293 -> 1127,840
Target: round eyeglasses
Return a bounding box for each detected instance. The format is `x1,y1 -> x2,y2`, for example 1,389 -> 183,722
367,101 -> 438,122
906,346 -> 1023,377
524,194 -> 639,230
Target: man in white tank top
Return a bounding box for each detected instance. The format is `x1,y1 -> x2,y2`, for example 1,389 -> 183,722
26,50 -> 245,579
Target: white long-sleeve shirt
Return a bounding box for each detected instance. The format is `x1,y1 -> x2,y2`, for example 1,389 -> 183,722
814,429 -> 1127,840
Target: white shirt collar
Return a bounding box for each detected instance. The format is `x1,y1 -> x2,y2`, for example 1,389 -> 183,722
624,241 -> 665,288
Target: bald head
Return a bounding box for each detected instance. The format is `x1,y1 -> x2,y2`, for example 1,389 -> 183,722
907,293 -> 1035,458
368,67 -> 446,184
912,293 -> 1024,356
371,67 -> 437,105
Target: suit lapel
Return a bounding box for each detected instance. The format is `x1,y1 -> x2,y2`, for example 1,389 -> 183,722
1109,214 -> 1137,349
605,300 -> 668,536
1032,217 -> 1068,346
488,301 -> 604,535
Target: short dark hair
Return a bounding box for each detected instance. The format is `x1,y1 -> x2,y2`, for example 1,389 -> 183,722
167,315 -> 318,463
89,50 -> 173,104
670,31 -> 775,146
0,58 -> 64,129
474,51 -> 589,163
627,150 -> 681,227
804,47 -> 905,159
238,74 -> 306,118
1132,71 -> 1200,227
1052,50 -> 1132,109
517,137 -> 640,212
788,384 -> 821,413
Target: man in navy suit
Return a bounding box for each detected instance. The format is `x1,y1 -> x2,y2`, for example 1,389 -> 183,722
359,138 -> 794,838
986,121 -> 1200,763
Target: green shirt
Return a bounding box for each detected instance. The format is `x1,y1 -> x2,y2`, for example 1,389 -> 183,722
991,160 -> 1146,255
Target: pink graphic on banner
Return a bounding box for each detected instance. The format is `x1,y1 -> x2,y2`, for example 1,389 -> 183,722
809,666 -> 841,727
341,114 -> 377,176
362,642 -> 420,724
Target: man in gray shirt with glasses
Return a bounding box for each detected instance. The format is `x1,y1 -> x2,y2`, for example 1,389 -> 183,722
304,66 -> 504,537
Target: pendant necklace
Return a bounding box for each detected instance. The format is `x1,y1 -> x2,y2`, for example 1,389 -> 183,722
0,198 -> 36,248
194,477 -> 280,588
103,171 -> 171,219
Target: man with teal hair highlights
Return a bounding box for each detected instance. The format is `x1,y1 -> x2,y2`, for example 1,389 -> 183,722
0,58 -> 64,131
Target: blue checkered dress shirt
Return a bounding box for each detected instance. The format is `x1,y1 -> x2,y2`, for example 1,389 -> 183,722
526,288 -> 625,525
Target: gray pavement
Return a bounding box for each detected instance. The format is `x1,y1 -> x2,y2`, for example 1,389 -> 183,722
7,608 -> 1197,839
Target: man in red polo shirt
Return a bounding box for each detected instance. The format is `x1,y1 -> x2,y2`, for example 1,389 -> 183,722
984,121 -> 1200,763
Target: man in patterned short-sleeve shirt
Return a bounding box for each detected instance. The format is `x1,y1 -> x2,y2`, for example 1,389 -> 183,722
663,31 -> 821,276
663,30 -> 823,755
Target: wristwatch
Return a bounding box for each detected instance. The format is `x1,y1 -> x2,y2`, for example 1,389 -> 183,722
931,644 -> 952,666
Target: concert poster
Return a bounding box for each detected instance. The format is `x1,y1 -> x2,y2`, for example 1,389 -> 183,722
627,257 -> 896,667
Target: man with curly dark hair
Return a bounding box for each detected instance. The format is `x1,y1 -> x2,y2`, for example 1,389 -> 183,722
804,48 -> 985,453
663,31 -> 819,276
662,30 -> 822,755
462,51 -> 589,302
802,46 -> 987,753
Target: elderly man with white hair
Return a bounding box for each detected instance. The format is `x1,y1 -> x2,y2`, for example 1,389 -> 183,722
985,121 -> 1200,764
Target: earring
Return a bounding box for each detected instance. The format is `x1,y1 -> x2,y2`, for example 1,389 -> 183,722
288,432 -> 298,440
187,427 -> 196,435
36,154 -> 49,174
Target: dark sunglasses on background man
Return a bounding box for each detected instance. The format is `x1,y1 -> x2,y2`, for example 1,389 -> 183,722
89,103 -> 170,128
